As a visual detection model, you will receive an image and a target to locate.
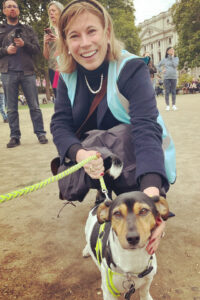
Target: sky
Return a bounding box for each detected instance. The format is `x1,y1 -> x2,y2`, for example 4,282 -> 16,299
134,0 -> 177,25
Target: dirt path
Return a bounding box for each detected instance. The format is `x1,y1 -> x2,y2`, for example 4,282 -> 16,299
0,94 -> 200,300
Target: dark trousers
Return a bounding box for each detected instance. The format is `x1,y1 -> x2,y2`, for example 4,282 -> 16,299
48,68 -> 57,97
164,79 -> 177,106
2,71 -> 46,139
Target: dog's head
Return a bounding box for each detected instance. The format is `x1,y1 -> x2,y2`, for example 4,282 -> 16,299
97,191 -> 169,250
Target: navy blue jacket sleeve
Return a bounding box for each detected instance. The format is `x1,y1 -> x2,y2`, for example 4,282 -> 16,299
50,77 -> 82,163
117,58 -> 168,190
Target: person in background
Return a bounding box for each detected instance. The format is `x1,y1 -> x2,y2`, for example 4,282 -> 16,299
51,0 -> 169,255
157,47 -> 179,111
0,0 -> 48,148
0,75 -> 8,123
143,52 -> 157,89
43,1 -> 64,97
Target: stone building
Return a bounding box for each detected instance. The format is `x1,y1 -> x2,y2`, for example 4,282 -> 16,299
138,6 -> 200,80
138,9 -> 178,66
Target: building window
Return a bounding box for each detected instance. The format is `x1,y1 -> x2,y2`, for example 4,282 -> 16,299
169,37 -> 172,44
151,43 -> 153,49
158,52 -> 161,61
144,45 -> 146,51
152,54 -> 154,62
158,41 -> 160,47
167,19 -> 169,24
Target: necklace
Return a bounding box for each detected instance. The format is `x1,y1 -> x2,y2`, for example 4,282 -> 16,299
85,73 -> 103,94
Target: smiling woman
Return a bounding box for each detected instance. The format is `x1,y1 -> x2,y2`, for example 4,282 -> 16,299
50,0 -> 169,255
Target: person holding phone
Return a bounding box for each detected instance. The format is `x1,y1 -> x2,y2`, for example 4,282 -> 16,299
0,0 -> 48,148
43,1 -> 64,97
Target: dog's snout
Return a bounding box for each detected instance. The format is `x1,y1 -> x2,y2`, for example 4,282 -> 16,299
126,232 -> 140,245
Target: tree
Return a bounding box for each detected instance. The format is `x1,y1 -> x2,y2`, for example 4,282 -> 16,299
99,0 -> 140,54
171,0 -> 200,69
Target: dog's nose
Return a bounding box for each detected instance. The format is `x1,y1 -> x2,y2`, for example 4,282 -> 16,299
126,232 -> 140,245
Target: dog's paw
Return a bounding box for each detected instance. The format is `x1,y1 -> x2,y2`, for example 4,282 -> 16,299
82,244 -> 90,258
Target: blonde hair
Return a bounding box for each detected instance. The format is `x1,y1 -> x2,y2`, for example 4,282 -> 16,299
48,1 -> 64,28
57,0 -> 123,73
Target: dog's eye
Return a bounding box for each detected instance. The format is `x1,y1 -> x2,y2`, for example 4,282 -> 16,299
139,208 -> 149,216
113,211 -> 122,218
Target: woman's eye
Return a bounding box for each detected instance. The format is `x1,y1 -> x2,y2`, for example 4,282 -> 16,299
139,208 -> 149,216
88,29 -> 96,34
69,35 -> 78,39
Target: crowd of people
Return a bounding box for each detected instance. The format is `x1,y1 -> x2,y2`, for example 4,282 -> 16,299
182,78 -> 200,94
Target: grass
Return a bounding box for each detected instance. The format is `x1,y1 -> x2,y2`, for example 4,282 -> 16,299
18,102 -> 54,110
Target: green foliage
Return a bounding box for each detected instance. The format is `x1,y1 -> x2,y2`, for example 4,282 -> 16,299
99,0 -> 140,54
178,73 -> 193,87
171,0 -> 200,69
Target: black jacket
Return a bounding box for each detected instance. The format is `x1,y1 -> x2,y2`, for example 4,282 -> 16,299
0,21 -> 40,74
51,59 -> 169,193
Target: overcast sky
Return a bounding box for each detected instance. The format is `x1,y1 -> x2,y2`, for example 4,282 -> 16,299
134,0 -> 177,25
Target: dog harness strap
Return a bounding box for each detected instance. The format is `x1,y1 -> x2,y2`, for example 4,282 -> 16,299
106,268 -> 121,297
95,223 -> 106,265
95,223 -> 122,297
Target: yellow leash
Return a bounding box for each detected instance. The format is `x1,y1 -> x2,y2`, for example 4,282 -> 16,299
0,154 -> 108,204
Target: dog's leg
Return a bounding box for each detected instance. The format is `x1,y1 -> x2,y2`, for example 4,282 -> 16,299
82,244 -> 91,258
138,278 -> 154,300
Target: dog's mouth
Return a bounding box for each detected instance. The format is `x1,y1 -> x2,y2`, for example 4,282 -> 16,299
123,243 -> 145,250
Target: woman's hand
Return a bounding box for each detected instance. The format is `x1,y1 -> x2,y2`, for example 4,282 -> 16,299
146,218 -> 166,255
143,186 -> 166,255
44,33 -> 56,44
76,149 -> 104,179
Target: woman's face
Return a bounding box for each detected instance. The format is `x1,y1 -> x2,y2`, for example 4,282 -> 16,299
48,4 -> 61,25
66,11 -> 110,71
167,48 -> 174,56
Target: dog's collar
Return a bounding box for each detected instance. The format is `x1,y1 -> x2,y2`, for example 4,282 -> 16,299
115,254 -> 154,279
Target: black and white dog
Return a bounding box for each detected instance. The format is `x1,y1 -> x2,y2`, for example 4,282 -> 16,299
83,191 -> 169,300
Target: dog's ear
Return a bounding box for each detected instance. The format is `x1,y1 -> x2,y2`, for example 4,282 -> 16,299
97,200 -> 112,224
151,196 -> 169,220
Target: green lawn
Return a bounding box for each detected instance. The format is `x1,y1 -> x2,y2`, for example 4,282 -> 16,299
18,102 -> 54,110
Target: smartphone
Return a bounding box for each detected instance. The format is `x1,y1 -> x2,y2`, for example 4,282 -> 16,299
44,28 -> 52,35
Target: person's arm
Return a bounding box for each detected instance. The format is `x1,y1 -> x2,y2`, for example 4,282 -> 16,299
0,26 -> 16,58
117,59 -> 168,254
22,25 -> 40,55
157,59 -> 164,73
117,58 -> 169,192
50,77 -> 82,163
50,76 -> 104,178
170,56 -> 179,68
43,34 -> 50,60
43,32 -> 57,60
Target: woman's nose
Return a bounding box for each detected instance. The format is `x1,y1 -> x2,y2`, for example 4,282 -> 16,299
80,34 -> 91,47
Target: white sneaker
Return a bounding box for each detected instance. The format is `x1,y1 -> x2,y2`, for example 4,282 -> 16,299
172,105 -> 178,111
165,106 -> 170,111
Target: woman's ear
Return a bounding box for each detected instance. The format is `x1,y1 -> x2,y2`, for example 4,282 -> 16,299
97,200 -> 112,224
106,25 -> 111,43
152,196 -> 169,220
